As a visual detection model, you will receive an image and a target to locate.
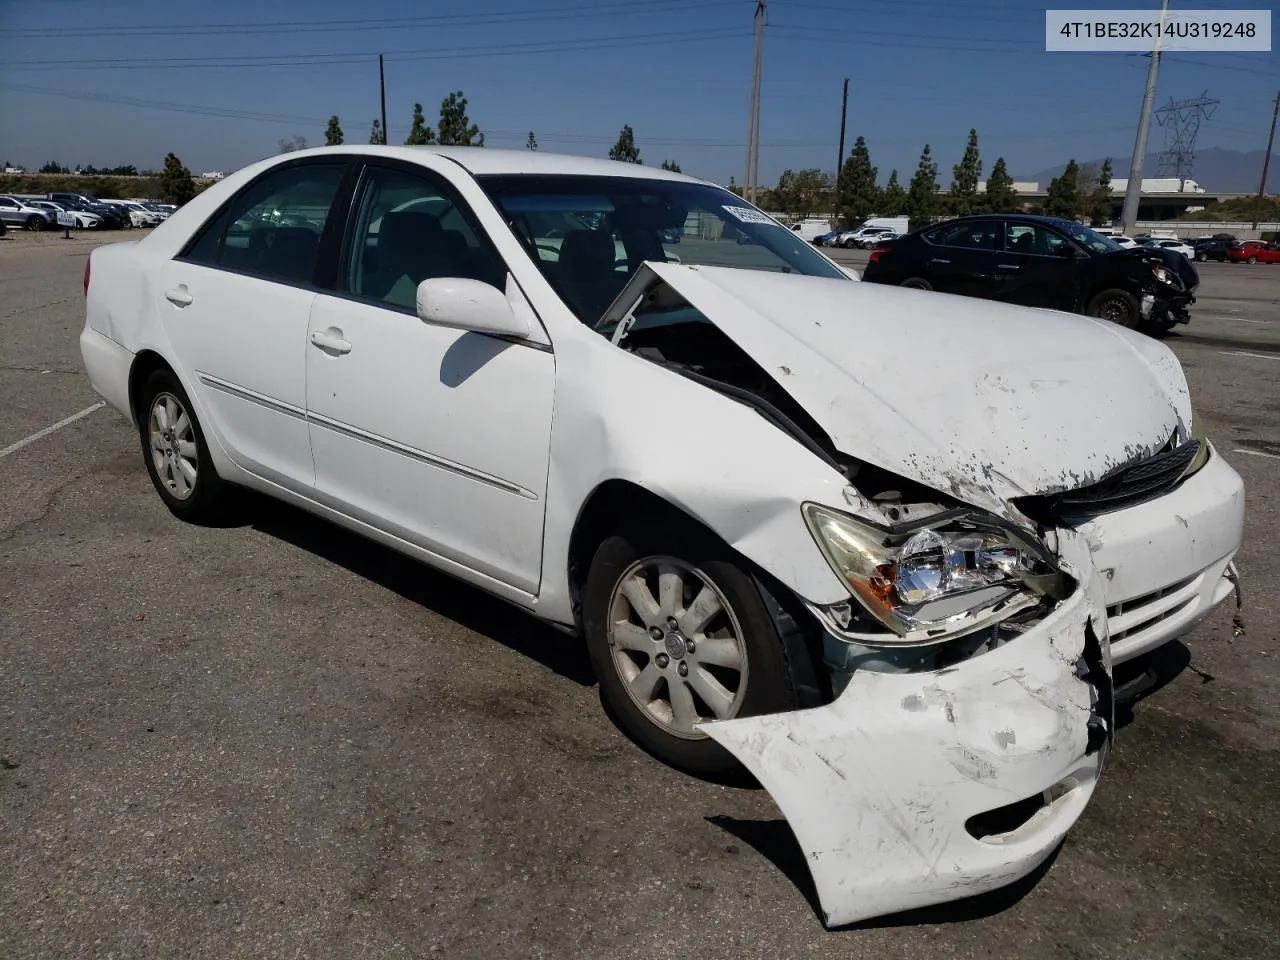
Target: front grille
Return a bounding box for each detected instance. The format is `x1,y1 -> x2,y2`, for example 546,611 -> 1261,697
1106,572 -> 1202,643
1016,437 -> 1199,523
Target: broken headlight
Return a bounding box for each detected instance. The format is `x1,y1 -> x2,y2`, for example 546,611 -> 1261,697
803,502 -> 1066,646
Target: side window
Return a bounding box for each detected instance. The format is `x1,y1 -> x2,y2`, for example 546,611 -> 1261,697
344,166 -> 505,310
924,221 -> 999,250
184,162 -> 346,285
1004,224 -> 1068,257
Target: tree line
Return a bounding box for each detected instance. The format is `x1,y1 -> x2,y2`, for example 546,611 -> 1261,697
752,130 -> 1116,229
312,105 -> 684,172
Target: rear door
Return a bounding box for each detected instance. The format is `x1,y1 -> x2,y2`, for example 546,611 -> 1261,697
990,222 -> 1081,310
916,220 -> 1003,297
156,157 -> 353,492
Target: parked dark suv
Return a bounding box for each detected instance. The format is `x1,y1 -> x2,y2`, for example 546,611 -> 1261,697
862,214 -> 1198,332
1191,237 -> 1232,262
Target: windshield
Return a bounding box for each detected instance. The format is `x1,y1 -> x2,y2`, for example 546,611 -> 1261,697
1057,220 -> 1121,254
478,174 -> 847,325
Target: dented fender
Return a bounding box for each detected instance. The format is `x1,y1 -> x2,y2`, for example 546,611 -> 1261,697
702,531 -> 1113,927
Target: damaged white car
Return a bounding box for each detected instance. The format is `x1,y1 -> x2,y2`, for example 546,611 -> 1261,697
79,147 -> 1245,926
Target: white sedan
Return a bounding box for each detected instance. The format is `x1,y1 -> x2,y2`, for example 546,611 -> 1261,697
28,200 -> 102,229
79,146 -> 1244,927
1149,238 -> 1195,259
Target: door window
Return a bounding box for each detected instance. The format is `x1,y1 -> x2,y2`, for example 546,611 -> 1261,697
183,162 -> 347,285
1003,223 -> 1070,257
344,166 -> 505,310
924,221 -> 999,250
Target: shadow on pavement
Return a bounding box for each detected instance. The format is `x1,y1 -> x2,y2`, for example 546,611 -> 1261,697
241,493 -> 597,687
707,815 -> 1062,928
1113,640 -> 1201,730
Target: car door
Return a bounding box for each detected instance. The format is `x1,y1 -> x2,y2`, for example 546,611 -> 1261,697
156,157 -> 352,492
916,220 -> 1003,297
304,160 -> 555,595
0,196 -> 19,226
990,222 -> 1082,310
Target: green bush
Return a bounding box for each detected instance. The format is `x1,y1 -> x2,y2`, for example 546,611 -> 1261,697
0,173 -> 215,202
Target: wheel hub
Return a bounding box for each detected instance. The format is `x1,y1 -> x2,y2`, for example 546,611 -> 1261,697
663,631 -> 687,661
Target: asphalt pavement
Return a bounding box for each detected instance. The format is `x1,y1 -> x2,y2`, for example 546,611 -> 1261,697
2,230 -> 1277,959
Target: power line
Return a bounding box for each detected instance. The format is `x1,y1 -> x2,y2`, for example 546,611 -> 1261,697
3,29 -> 750,71
0,0 -> 740,38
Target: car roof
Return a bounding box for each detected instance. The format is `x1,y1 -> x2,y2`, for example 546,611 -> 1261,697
261,145 -> 704,183
949,213 -> 1090,231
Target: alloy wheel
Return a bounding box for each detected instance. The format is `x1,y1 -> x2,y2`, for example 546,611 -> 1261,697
607,557 -> 748,739
148,392 -> 199,500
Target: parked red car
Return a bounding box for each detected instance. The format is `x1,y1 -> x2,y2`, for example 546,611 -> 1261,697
1226,239 -> 1280,264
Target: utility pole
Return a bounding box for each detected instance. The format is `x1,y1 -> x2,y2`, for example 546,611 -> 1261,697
379,55 -> 388,145
1253,90 -> 1279,230
834,77 -> 849,217
1120,0 -> 1168,232
743,0 -> 766,204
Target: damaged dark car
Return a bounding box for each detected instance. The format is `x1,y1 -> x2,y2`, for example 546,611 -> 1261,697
862,213 -> 1198,333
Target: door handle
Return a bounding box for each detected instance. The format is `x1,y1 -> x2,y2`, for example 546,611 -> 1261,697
310,327 -> 352,355
928,258 -> 951,265
164,286 -> 193,307
996,264 -> 1021,271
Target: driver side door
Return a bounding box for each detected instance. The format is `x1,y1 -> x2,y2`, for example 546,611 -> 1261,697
304,161 -> 556,596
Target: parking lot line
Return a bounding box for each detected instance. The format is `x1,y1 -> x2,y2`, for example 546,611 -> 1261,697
1221,350 -> 1280,362
1234,448 -> 1280,462
0,401 -> 105,459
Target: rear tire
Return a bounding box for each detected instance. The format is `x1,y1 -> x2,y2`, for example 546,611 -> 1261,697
137,368 -> 233,524
1247,255 -> 1258,265
582,517 -> 806,780
900,277 -> 934,291
1087,288 -> 1141,329
26,215 -> 45,231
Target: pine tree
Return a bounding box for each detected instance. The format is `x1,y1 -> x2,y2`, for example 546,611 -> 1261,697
660,159 -> 682,172
950,128 -> 982,216
1089,158 -> 1114,225
405,103 -> 436,145
905,144 -> 939,229
159,152 -> 196,206
1045,159 -> 1080,218
836,135 -> 878,226
369,118 -> 386,145
983,157 -> 1018,212
878,169 -> 906,216
526,131 -> 538,151
325,116 -> 343,146
437,91 -> 483,146
608,125 -> 641,163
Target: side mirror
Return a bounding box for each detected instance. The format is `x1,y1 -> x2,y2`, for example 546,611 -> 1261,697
416,277 -> 531,339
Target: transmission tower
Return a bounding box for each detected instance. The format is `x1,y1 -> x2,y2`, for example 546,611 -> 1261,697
1154,91 -> 1219,185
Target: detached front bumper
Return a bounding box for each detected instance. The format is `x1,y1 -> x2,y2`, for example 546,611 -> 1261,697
704,558 -> 1112,927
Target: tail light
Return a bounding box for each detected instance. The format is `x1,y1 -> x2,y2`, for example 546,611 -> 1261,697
868,244 -> 890,264
83,257 -> 91,296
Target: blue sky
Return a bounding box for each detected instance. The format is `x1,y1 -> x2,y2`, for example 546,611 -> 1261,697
1,0 -> 1276,186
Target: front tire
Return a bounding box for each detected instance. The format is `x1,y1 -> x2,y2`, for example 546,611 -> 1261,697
1247,255 -> 1258,265
1087,288 -> 1141,328
138,368 -> 231,523
582,519 -> 805,779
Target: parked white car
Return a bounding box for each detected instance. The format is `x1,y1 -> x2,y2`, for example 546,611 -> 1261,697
1149,238 -> 1195,260
79,146 -> 1244,927
109,200 -> 163,227
26,199 -> 101,229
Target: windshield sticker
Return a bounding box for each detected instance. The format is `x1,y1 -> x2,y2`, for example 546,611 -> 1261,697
722,205 -> 777,225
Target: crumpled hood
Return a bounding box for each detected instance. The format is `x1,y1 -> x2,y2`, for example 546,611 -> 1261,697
624,263 -> 1192,515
